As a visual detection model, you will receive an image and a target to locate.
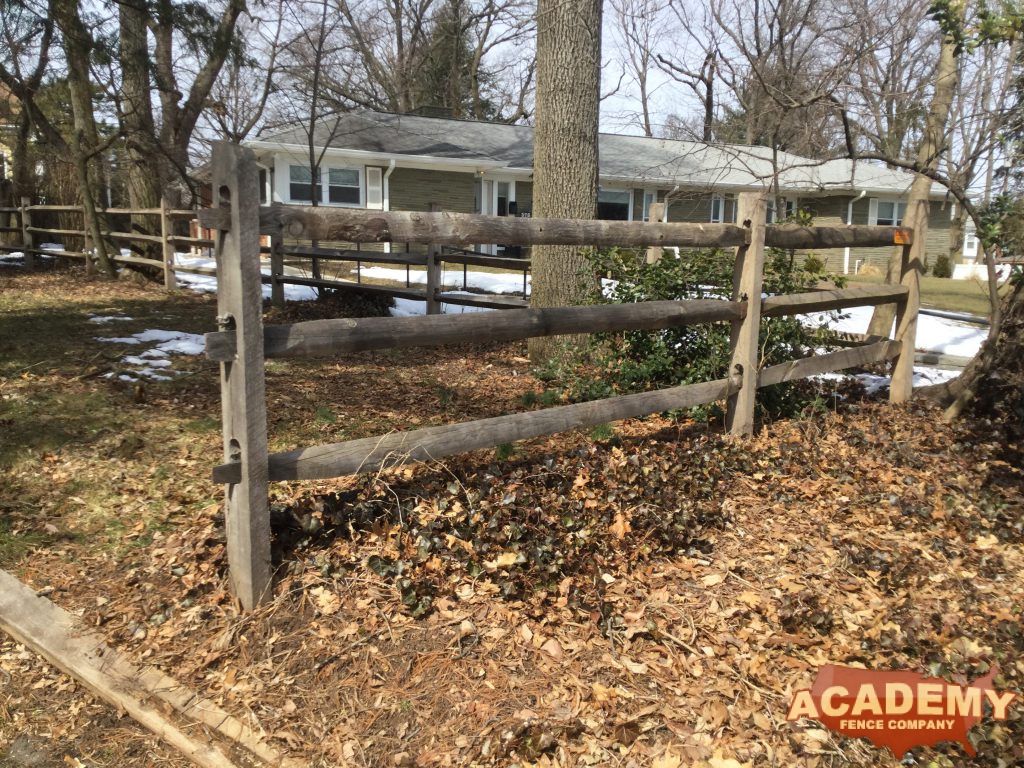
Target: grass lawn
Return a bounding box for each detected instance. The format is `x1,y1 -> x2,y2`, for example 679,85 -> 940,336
848,270 -> 1003,316
1,262 -> 1022,767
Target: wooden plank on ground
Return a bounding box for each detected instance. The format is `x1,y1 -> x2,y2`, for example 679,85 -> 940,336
0,570 -> 302,768
213,376 -> 741,483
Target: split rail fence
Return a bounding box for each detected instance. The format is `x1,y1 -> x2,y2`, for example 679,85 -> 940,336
0,199 -> 531,312
200,142 -> 924,610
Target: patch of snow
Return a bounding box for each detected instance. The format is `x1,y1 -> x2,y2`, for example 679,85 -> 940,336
803,305 -> 987,358
97,328 -> 206,382
88,315 -> 133,324
173,254 -> 318,301
358,265 -> 530,296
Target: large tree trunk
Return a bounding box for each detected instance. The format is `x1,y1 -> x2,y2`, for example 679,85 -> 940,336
528,0 -> 602,362
52,0 -> 115,278
866,20 -> 960,338
118,0 -> 164,258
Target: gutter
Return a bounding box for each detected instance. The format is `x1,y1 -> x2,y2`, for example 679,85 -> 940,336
383,159 -> 396,253
844,190 -> 866,274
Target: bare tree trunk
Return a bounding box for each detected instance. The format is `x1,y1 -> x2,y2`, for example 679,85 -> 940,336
118,0 -> 164,253
528,0 -> 602,363
52,0 -> 115,278
866,22 -> 959,338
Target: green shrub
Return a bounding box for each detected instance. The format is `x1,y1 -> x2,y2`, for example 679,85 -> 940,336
932,254 -> 953,278
548,245 -> 846,421
803,254 -> 825,274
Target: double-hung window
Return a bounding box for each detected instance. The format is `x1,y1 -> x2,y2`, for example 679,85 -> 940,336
289,165 -> 322,203
870,198 -> 907,226
288,164 -> 363,206
327,168 -> 361,204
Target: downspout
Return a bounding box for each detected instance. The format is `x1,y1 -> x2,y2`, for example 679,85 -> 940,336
844,190 -> 866,275
383,158 -> 396,253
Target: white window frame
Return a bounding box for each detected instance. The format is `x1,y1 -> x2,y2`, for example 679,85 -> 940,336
710,194 -> 725,223
287,163 -> 365,207
868,197 -> 907,226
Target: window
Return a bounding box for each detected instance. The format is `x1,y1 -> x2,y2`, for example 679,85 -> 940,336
642,191 -> 659,222
767,198 -> 796,223
328,168 -> 360,204
871,199 -> 907,226
288,164 -> 363,205
497,181 -> 510,216
289,165 -> 321,203
598,188 -> 631,220
710,194 -> 726,223
258,168 -> 269,205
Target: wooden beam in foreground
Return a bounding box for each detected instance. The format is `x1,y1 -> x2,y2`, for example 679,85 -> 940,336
204,299 -> 745,362
199,205 -> 753,248
764,224 -> 913,249
0,570 -> 304,768
213,376 -> 740,483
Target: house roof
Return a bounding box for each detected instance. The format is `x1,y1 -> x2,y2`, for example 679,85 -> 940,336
255,110 -> 943,198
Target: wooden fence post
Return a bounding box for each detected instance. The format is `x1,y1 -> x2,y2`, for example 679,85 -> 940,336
211,142 -> 272,610
890,205 -> 925,403
83,222 -> 94,275
270,230 -> 285,308
426,243 -> 441,314
160,196 -> 176,290
725,192 -> 768,436
19,197 -> 35,269
645,202 -> 665,263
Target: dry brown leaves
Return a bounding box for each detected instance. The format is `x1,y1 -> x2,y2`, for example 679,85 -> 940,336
1,267 -> 1022,768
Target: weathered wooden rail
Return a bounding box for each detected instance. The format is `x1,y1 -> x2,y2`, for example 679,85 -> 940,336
201,142 -> 923,610
1,201 -> 535,312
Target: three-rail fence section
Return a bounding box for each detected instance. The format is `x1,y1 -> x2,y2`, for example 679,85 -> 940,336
2,141 -> 927,609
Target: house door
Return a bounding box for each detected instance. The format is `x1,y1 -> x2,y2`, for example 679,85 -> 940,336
477,178 -> 515,254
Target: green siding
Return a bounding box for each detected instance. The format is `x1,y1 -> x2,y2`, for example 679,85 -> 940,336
514,181 -> 533,214
388,168 -> 477,213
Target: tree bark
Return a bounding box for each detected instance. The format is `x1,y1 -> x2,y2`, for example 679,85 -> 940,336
52,0 -> 115,277
866,17 -> 960,338
528,0 -> 602,363
118,0 -> 163,254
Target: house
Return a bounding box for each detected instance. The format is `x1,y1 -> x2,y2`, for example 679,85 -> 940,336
246,110 -> 957,274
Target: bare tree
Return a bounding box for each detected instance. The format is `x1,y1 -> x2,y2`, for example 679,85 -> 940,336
204,2 -> 287,142
608,0 -> 668,136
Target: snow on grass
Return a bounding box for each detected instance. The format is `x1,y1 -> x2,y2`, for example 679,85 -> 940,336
173,255 -> 318,301
358,265 -> 529,296
96,328 -> 206,382
802,305 -> 987,357
88,314 -> 133,324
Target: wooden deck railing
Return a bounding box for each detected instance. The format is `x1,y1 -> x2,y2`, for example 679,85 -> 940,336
199,142 -> 923,610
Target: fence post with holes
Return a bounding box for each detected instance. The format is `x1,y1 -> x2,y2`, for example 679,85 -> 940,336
645,203 -> 665,263
270,229 -> 285,307
725,192 -> 768,436
209,142 -> 272,610
20,196 -> 34,269
160,196 -> 176,289
890,205 -> 924,403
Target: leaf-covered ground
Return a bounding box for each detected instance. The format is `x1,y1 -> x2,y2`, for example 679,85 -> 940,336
1,265 -> 1021,768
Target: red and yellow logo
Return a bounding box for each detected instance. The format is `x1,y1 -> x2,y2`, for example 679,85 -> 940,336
787,664 -> 1017,757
